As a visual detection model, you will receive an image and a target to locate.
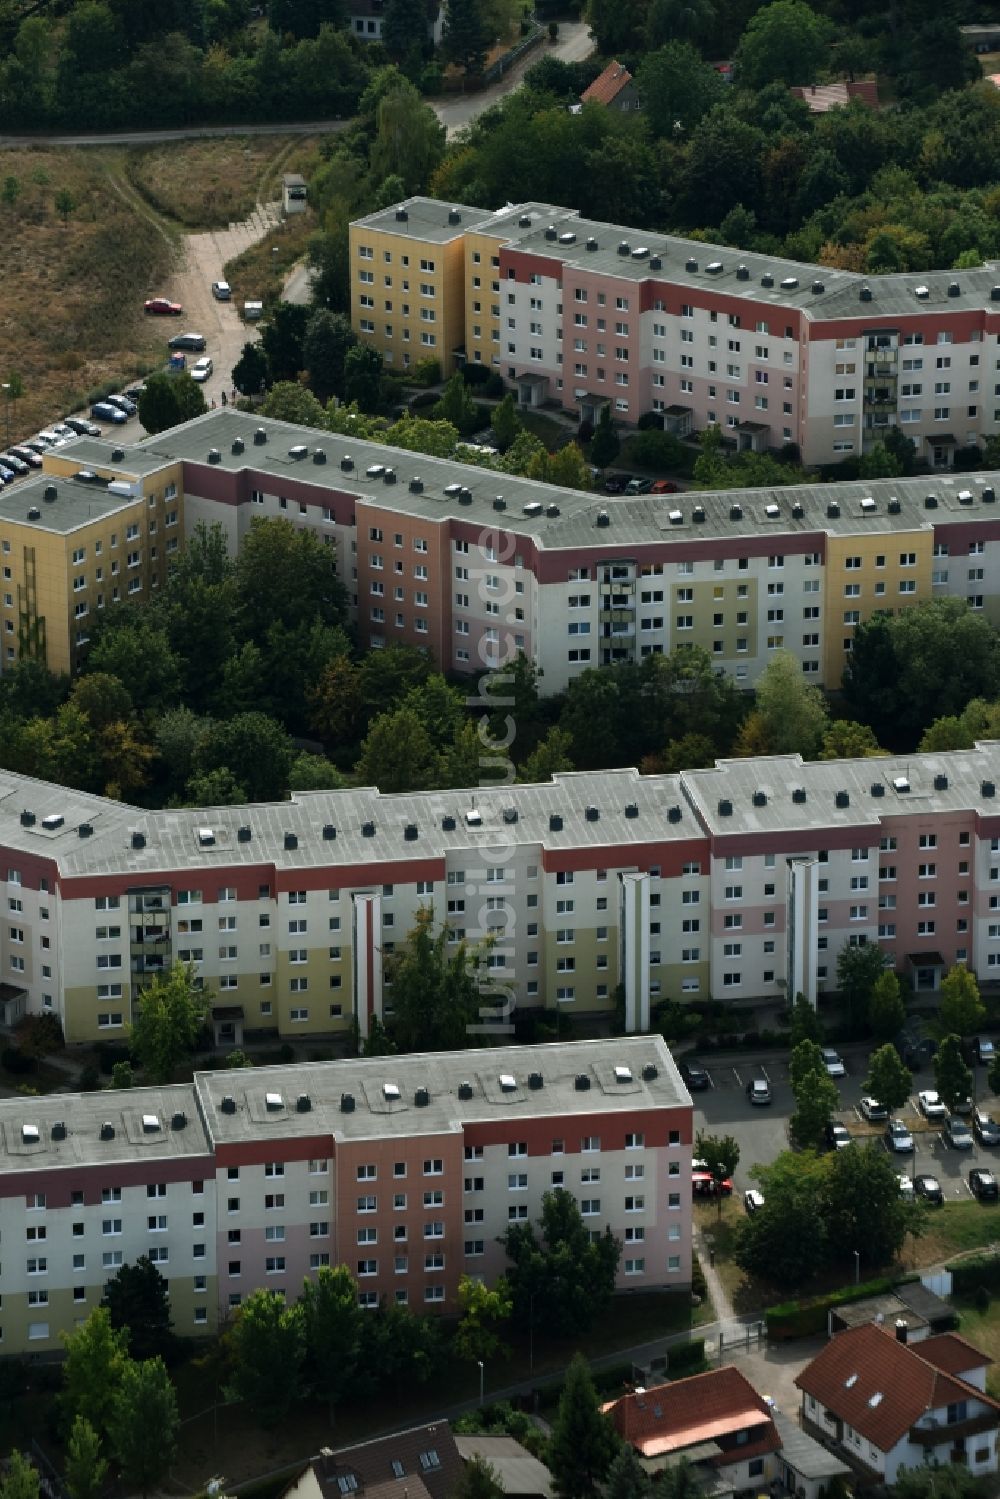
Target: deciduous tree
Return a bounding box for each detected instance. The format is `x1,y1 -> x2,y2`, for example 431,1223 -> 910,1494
0,1453 -> 39,1499
789,992 -> 822,1046
260,302 -> 310,384
835,940 -> 886,1033
502,1189 -> 621,1339
61,1307 -> 129,1442
232,341 -> 271,399
226,1288 -> 305,1426
737,650 -> 828,757
822,1141 -> 918,1273
939,964 -> 986,1039
455,1274 -> 513,1362
694,1131 -> 740,1217
864,1043 -> 912,1114
589,404 -> 619,469
934,1033 -> 973,1114
636,41 -> 724,137
868,971 -> 905,1044
129,962 -> 209,1084
196,711 -> 295,802
733,0 -> 831,89
108,1357 -> 178,1499
64,1416 -> 107,1499
736,1150 -> 829,1287
259,380 -> 329,427
299,1265 -> 362,1421
386,907 -> 495,1050
303,308 -> 356,403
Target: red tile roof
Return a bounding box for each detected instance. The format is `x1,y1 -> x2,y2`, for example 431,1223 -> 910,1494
920,1332 -> 994,1377
795,1324 -> 1000,1452
790,80 -> 879,113
602,1367 -> 780,1461
581,61 -> 634,106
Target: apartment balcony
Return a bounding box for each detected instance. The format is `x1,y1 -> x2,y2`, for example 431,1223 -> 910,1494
131,955 -> 167,976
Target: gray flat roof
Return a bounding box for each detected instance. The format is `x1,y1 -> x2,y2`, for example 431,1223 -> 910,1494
0,1084 -> 210,1177
682,743 -> 1000,839
0,765 -> 694,878
453,1438 -> 553,1497
354,198 -> 496,244
0,471 -> 141,535
771,1412 -> 851,1482
192,1035 -> 685,1146
62,409 -> 1000,554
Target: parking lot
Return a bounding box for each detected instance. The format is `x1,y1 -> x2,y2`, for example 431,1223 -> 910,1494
689,1048 -> 1000,1204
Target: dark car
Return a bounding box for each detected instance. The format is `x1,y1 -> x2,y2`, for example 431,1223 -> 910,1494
106,394 -> 137,417
974,1108 -> 1000,1147
167,331 -> 207,352
970,1168 -> 999,1201
90,402 -> 127,425
625,477 -> 654,495
603,473 -> 631,494
914,1174 -> 943,1204
63,417 -> 101,437
0,452 -> 28,473
825,1121 -> 851,1150
7,446 -> 42,468
680,1062 -> 710,1091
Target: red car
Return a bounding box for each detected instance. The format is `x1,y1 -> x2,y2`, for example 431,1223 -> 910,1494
692,1171 -> 733,1197
144,297 -> 183,316
650,479 -> 680,494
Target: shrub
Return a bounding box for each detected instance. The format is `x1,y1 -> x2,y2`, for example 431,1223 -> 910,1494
668,1338 -> 706,1375
462,363 -> 490,386
409,357 -> 441,387
279,1042 -> 295,1063
484,372 -> 505,398
1,1046 -> 36,1074
627,429 -> 684,469
949,1253 -> 1000,1296
577,419 -> 594,444
15,1013 -> 64,1055
691,1257 -> 708,1299
637,410 -> 665,430
409,389 -> 438,411
80,1063 -> 101,1091
98,1041 -> 132,1075
766,1277 -> 896,1340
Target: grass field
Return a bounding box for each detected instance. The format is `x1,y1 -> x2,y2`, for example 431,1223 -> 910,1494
224,208 -> 316,310
902,1200 -> 1000,1269
125,136 -> 320,231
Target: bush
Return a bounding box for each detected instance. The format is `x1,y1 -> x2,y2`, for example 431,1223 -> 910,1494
15,1013 -> 64,1055
668,1338 -> 706,1375
577,419 -> 594,444
98,1041 -> 132,1076
637,410 -> 665,430
1,1046 -> 36,1075
80,1064 -> 101,1091
949,1253 -> 1000,1297
409,389 -> 438,411
462,363 -> 490,386
691,1257 -> 708,1299
766,1277 -> 897,1340
627,429 -> 684,470
279,1042 -> 295,1063
484,372 -> 505,398
408,357 -> 441,387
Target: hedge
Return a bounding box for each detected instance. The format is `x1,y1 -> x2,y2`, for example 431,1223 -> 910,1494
766,1277 -> 897,1340
667,1338 -> 706,1375
948,1253 -> 1000,1296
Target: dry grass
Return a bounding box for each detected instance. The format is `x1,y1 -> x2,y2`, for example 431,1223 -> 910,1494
224,208 -> 316,310
125,135 -> 319,231
0,147 -> 174,439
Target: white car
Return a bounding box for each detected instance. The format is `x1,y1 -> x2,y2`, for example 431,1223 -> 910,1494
860,1096 -> 888,1122
211,280 -> 231,300
918,1090 -> 947,1121
821,1048 -> 846,1078
898,1174 -> 915,1199
191,356 -> 214,383
744,1189 -> 765,1215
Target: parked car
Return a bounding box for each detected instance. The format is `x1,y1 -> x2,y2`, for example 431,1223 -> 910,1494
604,473 -> 631,494
106,394 -> 136,417
72,470 -> 104,485
692,1171 -> 732,1197
190,356 -> 213,384
918,1090 -> 947,1121
744,1189 -> 765,1215
7,446 -> 42,467
63,417 -> 101,437
825,1121 -> 851,1150
974,1107 -> 1000,1146
970,1168 -> 999,1201
32,433 -> 60,448
898,1174 -> 915,1200
886,1118 -> 914,1152
625,477 -> 654,494
747,1077 -> 771,1106
821,1048 -> 846,1078
680,1062 -> 710,1091
860,1096 -> 888,1122
90,402 -> 127,425
650,478 -> 680,494
0,452 -> 29,473
211,280 -> 231,300
914,1174 -> 943,1204
945,1115 -> 974,1149
23,440 -> 51,456
168,331 -> 207,351
145,297 -> 183,315
0,462 -> 15,482
976,1036 -> 996,1064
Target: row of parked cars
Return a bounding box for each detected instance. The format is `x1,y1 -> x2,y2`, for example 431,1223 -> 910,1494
0,394 -> 140,488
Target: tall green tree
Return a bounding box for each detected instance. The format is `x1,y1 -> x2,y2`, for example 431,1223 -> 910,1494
386,907 -> 496,1051
490,393 -> 521,452
694,1131 -> 740,1218
836,941 -> 886,1033
733,0 -> 831,88
636,41 -> 724,137
356,705 -> 439,792
934,1034 -> 973,1114
232,341 -> 271,399
303,308 -> 356,403
101,1256 -> 174,1362
736,650 -> 828,757
64,1416 -> 107,1499
108,1357 -> 178,1499
0,1454 -> 39,1499
548,1353 -> 619,1499
736,1150 -> 829,1287
371,77 -> 446,194
234,517 -> 346,641
821,1141 -> 918,1273
868,970 -> 905,1043
455,1274 -> 513,1363
226,1289 -> 306,1427
442,0 -> 490,75
864,1043 -> 913,1114
260,302 -> 310,384
789,992 -> 822,1047
589,404 -> 619,469
434,371 -> 479,433
196,711 -> 294,802
129,962 -> 209,1084
605,1447 -> 651,1499
939,964 -> 986,1039
790,1062 -> 840,1151
501,1189 -> 621,1339
299,1265 -> 362,1421
260,380 -> 330,427
454,1458 -> 505,1499
61,1307 -> 129,1442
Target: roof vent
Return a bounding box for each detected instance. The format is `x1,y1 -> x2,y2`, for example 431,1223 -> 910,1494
752,790 -> 767,807
632,246 -> 649,261
984,486 -> 996,503
21,1123 -> 39,1144
529,1071 -> 543,1090
596,509 -> 610,527
615,1064 -> 633,1083
523,501 -> 543,517
415,1086 -> 429,1106
729,503 -> 743,520
238,825 -> 251,843
265,1091 -> 283,1111
141,1113 -> 160,1133
442,815 -> 456,831
341,1092 -> 355,1112
366,463 -> 385,479
404,823 -> 418,841
934,773 -> 948,791
992,286 -> 1000,302
860,285 -> 872,301
458,1081 -> 473,1100
781,277 -> 798,290
171,1111 -> 186,1129
585,805 -> 599,822
915,285 -> 929,300
861,496 -> 876,512
100,1121 -> 115,1140
544,224 -> 558,241
20,809 -> 35,827
51,1121 -> 66,1140
518,214 -> 531,228
284,831 -> 298,850
924,494 -> 938,509
893,775 -> 910,793
499,1073 -> 517,1093
549,814 -> 563,831
546,503 -> 560,518
586,237 -> 598,251
793,787 -> 807,804
736,265 -> 750,281
131,831 -> 145,849
502,807 -> 518,824
383,1081 -> 400,1101
465,808 -> 482,827
444,481 -> 462,497
208,448 -> 221,464
313,449 -> 327,465
396,207 -> 409,222
983,780 -> 996,798
221,1095 -> 236,1114
458,487 -> 473,505
560,232 -> 577,246
320,823 -> 336,841
642,1063 -> 658,1081
232,437 -> 244,454
761,272 -> 774,288
493,496 -> 506,511
871,782 -> 885,797
289,444 -> 307,459
649,256 -> 662,270
254,427 -> 267,445
197,827 -> 216,848
948,281 -> 961,298
668,805 -> 682,823
409,477 -> 424,493
888,497 -> 901,514
78,822 -> 93,838
111,447 -> 125,463
668,507 -> 683,525
959,488 -> 973,505
625,802 -> 639,819
718,798 -> 732,817
27,507 -> 40,520
792,502 -> 804,519
341,455 -> 354,471
827,501 -> 840,518
42,483 -> 58,503
685,258 -> 698,272
812,281 -> 824,294
692,504 -> 706,523
574,1073 -> 591,1091
448,208 -> 462,225
835,790 -> 850,808
362,821 -> 376,837
617,241 -> 631,256
765,502 -> 779,518
297,1093 -> 311,1112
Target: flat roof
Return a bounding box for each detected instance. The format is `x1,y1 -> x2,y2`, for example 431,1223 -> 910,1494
0,764 -> 695,878
353,198 -> 496,244
0,472 -> 142,535
62,409 -> 1000,554
0,1084 -> 209,1176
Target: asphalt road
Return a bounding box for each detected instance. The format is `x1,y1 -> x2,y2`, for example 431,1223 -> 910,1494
690,1046 -> 1000,1205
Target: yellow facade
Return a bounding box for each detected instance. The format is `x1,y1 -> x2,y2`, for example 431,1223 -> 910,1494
822,527 -> 933,685
349,221 -> 468,375
673,576 -> 759,662
463,228 -> 507,370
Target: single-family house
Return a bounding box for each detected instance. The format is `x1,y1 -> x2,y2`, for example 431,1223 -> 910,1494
580,61 -> 639,112
279,1423 -> 464,1499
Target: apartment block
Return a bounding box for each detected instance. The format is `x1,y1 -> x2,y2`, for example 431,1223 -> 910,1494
39,409 -> 1000,696
351,197 -> 1000,468
0,462 -> 182,676
0,1036 -> 693,1354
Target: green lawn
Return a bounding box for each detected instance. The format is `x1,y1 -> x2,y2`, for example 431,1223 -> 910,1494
902,1200 -> 1000,1269
954,1298 -> 1000,1397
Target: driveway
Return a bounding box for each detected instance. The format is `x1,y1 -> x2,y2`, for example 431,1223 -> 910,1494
433,22 -> 594,137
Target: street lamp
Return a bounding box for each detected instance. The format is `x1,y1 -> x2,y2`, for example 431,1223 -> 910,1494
478,1359 -> 485,1406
